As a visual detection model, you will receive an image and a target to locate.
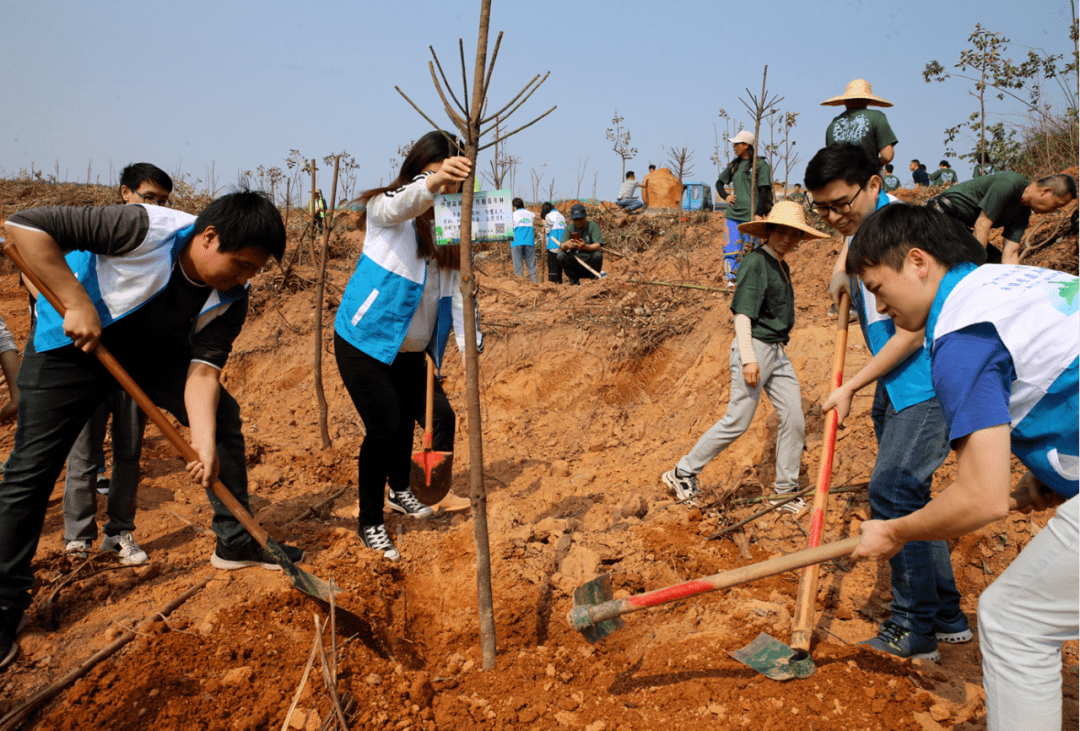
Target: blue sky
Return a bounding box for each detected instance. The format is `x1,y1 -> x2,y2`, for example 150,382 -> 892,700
2,0 -> 1076,203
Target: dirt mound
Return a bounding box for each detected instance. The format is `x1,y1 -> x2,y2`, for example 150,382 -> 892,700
0,184 -> 1076,730
641,168 -> 681,209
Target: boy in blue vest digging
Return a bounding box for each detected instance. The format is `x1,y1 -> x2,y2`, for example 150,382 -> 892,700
0,191 -> 304,669
848,203 -> 1078,731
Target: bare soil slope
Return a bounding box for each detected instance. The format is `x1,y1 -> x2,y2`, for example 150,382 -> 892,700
0,183 -> 1076,731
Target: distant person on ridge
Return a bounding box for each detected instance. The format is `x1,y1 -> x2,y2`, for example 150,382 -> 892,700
640,164 -> 657,208
511,197 -> 538,282
822,79 -> 897,168
928,160 -> 959,187
616,171 -> 644,213
911,160 -> 930,187
881,164 -> 901,193
716,130 -> 773,287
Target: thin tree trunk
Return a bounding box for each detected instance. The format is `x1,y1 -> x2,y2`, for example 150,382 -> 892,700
460,0 -> 497,671
314,157 -> 339,449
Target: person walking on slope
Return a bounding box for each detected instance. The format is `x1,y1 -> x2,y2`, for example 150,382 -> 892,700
333,131 -> 483,562
662,201 -> 826,510
716,130 -> 773,287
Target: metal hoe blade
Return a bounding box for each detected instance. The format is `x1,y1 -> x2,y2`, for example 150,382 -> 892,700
572,574 -> 625,643
265,537 -> 341,601
729,632 -> 817,681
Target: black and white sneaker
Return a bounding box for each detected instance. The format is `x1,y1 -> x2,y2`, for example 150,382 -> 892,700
360,524 -> 401,562
662,469 -> 699,506
386,489 -> 435,519
210,539 -> 305,571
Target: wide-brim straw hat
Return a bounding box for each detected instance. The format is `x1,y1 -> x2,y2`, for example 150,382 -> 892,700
737,201 -> 830,240
821,79 -> 892,107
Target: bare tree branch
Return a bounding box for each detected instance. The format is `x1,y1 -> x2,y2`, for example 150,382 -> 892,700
395,86 -> 462,139
480,31 -> 504,104
429,47 -> 468,116
478,106 -> 557,151
428,62 -> 468,131
481,73 -> 548,133
481,73 -> 544,125
459,39 -> 470,112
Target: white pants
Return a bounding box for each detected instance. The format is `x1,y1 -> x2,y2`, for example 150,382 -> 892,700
979,494 -> 1079,731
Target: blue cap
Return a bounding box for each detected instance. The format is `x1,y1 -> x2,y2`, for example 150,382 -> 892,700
570,204 -> 587,219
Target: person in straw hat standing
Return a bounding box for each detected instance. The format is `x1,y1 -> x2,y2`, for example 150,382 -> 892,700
823,79 -> 897,169
661,202 -> 827,512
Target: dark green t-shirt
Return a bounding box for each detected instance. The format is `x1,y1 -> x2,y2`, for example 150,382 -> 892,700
881,174 -> 902,193
939,171 -> 1031,243
928,168 -> 959,186
730,248 -> 795,344
825,108 -> 898,165
560,219 -> 604,245
717,157 -> 772,222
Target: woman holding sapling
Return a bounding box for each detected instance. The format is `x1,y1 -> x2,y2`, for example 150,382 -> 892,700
334,131 -> 482,562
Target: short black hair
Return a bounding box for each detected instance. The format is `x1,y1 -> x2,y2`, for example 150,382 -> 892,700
626,171 -> 635,179
1037,173 -> 1078,199
804,143 -> 878,192
119,162 -> 172,196
194,190 -> 285,260
793,183 -> 802,189
911,159 -> 921,165
885,164 -> 894,173
846,203 -> 987,275
512,197 -> 524,209
939,160 -> 950,168
648,165 -> 656,171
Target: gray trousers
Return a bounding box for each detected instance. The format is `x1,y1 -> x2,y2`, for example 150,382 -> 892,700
677,337 -> 805,491
62,390 -> 146,542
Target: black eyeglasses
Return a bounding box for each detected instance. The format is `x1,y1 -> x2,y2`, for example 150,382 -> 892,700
811,183 -> 866,217
133,189 -> 171,207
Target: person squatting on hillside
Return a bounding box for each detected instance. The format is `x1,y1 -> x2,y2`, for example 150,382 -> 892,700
822,79 -> 897,170
848,203 -> 1078,731
925,171 -> 1076,265
558,204 -> 604,284
511,197 -> 538,282
616,171 -> 644,213
661,202 -> 826,511
541,202 -> 566,284
334,131 -> 483,562
809,143 -> 978,660
61,162 -> 173,568
0,190 -> 300,670
716,131 -> 773,287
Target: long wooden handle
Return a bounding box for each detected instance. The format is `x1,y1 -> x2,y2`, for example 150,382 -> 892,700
790,290 -> 851,651
4,244 -> 270,547
423,354 -> 435,450
570,536 -> 861,630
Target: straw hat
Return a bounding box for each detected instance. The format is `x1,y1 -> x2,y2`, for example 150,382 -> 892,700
820,79 -> 892,107
737,201 -> 829,240
728,130 -> 756,146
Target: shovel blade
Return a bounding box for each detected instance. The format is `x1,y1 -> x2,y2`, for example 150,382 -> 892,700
729,632 -> 816,681
410,450 -> 453,505
264,536 -> 342,601
572,574 -> 626,643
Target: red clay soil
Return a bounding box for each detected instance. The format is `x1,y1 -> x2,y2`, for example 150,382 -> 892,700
0,182 -> 1076,731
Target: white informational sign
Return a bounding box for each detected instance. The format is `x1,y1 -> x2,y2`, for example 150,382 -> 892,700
434,189 -> 513,246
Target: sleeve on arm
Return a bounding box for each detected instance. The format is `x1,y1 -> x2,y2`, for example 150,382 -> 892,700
590,222 -> 604,245
931,323 -> 1014,446
190,298 -> 248,370
366,174 -> 436,227
729,255 -> 765,320
978,177 -> 1026,226
6,205 -> 149,255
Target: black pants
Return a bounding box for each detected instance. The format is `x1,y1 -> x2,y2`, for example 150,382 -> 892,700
333,335 -> 455,526
547,250 -> 563,284
926,196 -> 1001,263
556,251 -> 603,282
0,337 -> 252,611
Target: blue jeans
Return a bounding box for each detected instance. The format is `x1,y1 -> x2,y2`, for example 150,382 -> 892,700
723,218 -> 755,282
869,384 -> 963,637
511,245 -> 537,281
617,198 -> 644,212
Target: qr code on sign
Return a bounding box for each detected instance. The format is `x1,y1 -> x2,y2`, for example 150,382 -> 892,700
495,223 -> 505,234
